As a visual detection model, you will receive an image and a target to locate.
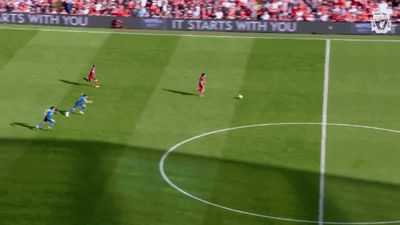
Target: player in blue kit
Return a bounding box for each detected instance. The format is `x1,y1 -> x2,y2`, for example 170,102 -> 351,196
65,94 -> 92,117
36,106 -> 57,129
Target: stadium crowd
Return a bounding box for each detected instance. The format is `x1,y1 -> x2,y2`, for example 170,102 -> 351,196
0,0 -> 399,22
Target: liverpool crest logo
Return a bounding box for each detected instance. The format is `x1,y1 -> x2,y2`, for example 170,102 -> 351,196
371,6 -> 392,34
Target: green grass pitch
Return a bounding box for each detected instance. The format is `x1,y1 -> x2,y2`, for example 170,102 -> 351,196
0,25 -> 400,225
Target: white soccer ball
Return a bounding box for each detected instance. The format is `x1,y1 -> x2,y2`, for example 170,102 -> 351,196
238,94 -> 243,99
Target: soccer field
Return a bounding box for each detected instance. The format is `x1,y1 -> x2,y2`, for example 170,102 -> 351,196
0,25 -> 400,225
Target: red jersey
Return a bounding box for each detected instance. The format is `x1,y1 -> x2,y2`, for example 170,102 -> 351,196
197,75 -> 206,94
199,75 -> 206,86
88,66 -> 96,81
90,66 -> 96,75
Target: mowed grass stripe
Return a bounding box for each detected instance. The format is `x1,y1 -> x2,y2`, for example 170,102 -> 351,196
324,128 -> 400,222
0,34 -> 182,225
0,31 -> 108,198
0,31 -> 111,225
71,35 -> 184,225
0,139 -> 136,225
328,41 -> 400,184
161,40 -> 325,224
202,40 -> 325,221
0,31 -> 110,137
0,30 -> 38,69
133,37 -> 253,223
31,31 -> 110,136
2,29 -> 399,225
131,37 -> 254,150
231,39 -> 326,125
324,41 -> 400,222
0,30 -> 38,176
328,41 -> 400,128
0,30 -> 41,137
51,35 -> 181,143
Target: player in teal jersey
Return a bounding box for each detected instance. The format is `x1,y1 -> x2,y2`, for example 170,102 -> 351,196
36,106 -> 57,129
65,94 -> 92,117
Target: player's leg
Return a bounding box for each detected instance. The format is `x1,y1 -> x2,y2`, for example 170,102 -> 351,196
48,119 -> 55,129
36,121 -> 44,129
66,109 -> 72,117
79,104 -> 86,114
198,86 -> 204,97
88,75 -> 95,85
92,78 -> 99,88
66,105 -> 77,117
86,74 -> 93,82
36,117 -> 48,129
94,79 -> 100,88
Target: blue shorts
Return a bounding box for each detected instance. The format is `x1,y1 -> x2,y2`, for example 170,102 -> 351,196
44,117 -> 54,122
74,102 -> 86,108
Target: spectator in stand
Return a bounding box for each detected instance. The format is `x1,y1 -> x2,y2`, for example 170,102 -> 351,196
0,0 -> 398,21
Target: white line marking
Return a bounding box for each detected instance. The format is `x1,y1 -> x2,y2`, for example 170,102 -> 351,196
319,39 -> 331,225
0,26 -> 400,42
159,122 -> 400,224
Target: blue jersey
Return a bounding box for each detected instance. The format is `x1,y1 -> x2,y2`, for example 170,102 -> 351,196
75,94 -> 87,106
45,108 -> 56,119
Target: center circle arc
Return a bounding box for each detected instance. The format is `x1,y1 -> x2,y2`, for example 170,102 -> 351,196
159,122 -> 400,225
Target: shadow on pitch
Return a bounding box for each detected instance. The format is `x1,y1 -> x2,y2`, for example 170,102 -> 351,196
0,138 -> 399,224
59,79 -> 91,86
10,122 -> 51,131
9,122 -> 36,130
162,88 -> 195,96
56,109 -> 70,116
0,138 -> 163,225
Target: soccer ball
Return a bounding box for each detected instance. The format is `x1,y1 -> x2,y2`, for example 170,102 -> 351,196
238,94 -> 243,99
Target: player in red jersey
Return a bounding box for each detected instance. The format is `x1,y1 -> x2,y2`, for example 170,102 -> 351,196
85,64 -> 100,88
197,73 -> 206,97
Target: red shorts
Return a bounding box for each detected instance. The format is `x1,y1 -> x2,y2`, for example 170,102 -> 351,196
197,85 -> 205,93
88,74 -> 97,81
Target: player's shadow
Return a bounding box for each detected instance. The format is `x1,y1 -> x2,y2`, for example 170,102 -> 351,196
57,109 -> 68,116
162,88 -> 195,96
57,109 -> 77,116
59,79 -> 91,87
9,122 -> 36,130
